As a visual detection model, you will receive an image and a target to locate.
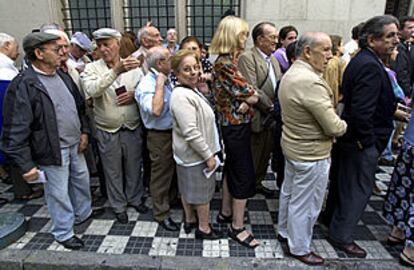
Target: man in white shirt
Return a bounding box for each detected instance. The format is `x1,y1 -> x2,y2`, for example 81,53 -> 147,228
341,23 -> 364,63
0,33 -> 19,80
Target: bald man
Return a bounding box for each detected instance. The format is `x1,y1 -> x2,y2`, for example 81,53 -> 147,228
277,32 -> 347,265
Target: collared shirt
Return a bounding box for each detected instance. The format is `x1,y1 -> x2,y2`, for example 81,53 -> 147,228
272,47 -> 290,73
0,52 -> 19,80
67,53 -> 88,72
135,71 -> 173,130
163,43 -> 179,55
257,47 -> 277,90
132,47 -> 149,74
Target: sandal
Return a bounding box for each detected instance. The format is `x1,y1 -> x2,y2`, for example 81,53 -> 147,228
15,189 -> 44,201
400,251 -> 414,267
216,212 -> 232,224
228,225 -> 259,249
387,234 -> 405,246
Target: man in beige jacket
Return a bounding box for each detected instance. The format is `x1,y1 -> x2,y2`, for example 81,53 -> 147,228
277,32 -> 347,265
81,28 -> 147,224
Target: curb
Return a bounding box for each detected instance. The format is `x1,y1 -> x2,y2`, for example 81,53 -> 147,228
0,249 -> 410,270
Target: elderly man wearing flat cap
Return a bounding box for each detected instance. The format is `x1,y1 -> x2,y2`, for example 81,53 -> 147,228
1,32 -> 92,250
81,28 -> 147,224
68,31 -> 92,73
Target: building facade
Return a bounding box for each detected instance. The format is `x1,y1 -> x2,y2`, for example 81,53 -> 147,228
0,0 -> 411,60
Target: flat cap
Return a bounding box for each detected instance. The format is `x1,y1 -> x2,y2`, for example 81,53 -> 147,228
92,28 -> 121,40
23,32 -> 60,52
71,32 -> 92,51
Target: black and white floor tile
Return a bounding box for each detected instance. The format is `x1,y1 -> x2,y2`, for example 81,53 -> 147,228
0,165 -> 401,261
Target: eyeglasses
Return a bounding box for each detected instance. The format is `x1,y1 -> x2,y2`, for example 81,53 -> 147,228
39,46 -> 63,54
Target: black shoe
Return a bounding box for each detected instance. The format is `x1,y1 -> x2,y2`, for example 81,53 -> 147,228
195,226 -> 222,240
58,236 -> 84,250
75,207 -> 105,226
132,203 -> 149,214
158,217 -> 179,231
378,157 -> 396,167
258,186 -> 277,197
277,234 -> 287,243
183,222 -> 197,234
115,212 -> 128,224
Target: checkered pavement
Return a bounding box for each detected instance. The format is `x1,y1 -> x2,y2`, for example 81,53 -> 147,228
0,165 -> 402,262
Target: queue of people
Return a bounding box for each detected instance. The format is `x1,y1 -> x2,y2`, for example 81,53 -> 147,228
0,13 -> 414,267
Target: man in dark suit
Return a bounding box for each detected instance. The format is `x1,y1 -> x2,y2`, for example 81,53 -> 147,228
238,22 -> 282,195
327,15 -> 399,258
391,16 -> 414,97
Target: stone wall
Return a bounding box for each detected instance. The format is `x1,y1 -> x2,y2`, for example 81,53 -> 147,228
242,0 -> 387,45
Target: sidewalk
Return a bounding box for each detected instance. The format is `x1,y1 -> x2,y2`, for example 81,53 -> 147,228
0,165 -> 409,269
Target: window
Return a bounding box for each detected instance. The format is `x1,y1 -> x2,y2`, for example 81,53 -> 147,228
62,0 -> 112,36
385,0 -> 410,17
124,0 -> 175,37
186,0 -> 241,46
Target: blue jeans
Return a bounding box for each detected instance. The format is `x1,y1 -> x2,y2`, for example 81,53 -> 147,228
40,143 -> 92,242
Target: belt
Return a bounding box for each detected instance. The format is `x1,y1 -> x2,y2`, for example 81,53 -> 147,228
147,128 -> 172,133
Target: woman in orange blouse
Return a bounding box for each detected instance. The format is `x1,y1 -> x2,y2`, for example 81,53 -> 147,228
209,16 -> 260,249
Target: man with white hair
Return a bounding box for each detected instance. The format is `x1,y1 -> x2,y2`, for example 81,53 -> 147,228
0,33 -> 42,202
132,24 -> 163,74
277,32 -> 347,265
2,32 -> 92,249
163,28 -> 179,55
0,33 -> 19,80
81,28 -> 147,224
135,46 -> 179,231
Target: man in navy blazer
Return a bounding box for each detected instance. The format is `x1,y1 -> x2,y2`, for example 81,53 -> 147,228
326,15 -> 399,257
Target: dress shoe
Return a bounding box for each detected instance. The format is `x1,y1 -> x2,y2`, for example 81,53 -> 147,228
183,222 -> 197,234
330,240 -> 367,258
131,203 -> 149,214
75,206 -> 105,226
277,234 -> 287,243
195,227 -> 222,240
58,236 -> 84,250
158,217 -> 179,231
290,251 -> 324,266
115,212 -> 129,224
258,186 -> 277,197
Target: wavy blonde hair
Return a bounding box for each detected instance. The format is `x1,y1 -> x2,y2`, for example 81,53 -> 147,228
209,16 -> 249,55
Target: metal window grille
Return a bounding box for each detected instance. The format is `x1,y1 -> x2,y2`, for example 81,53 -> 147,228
124,0 -> 176,37
186,0 -> 240,46
385,0 -> 410,17
62,0 -> 112,37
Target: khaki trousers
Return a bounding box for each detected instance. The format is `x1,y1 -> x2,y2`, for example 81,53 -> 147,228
147,131 -> 176,221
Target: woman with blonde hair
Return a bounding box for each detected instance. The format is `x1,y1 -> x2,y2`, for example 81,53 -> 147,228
170,49 -> 222,239
209,16 -> 260,248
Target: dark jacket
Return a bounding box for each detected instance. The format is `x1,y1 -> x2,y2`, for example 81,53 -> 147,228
340,48 -> 396,151
1,65 -> 89,173
391,40 -> 412,96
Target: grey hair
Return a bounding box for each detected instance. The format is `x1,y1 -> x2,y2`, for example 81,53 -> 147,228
358,15 -> 399,49
137,26 -> 150,44
167,28 -> 176,35
0,33 -> 16,48
39,23 -> 62,32
294,32 -> 320,57
146,46 -> 166,69
44,29 -> 69,43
